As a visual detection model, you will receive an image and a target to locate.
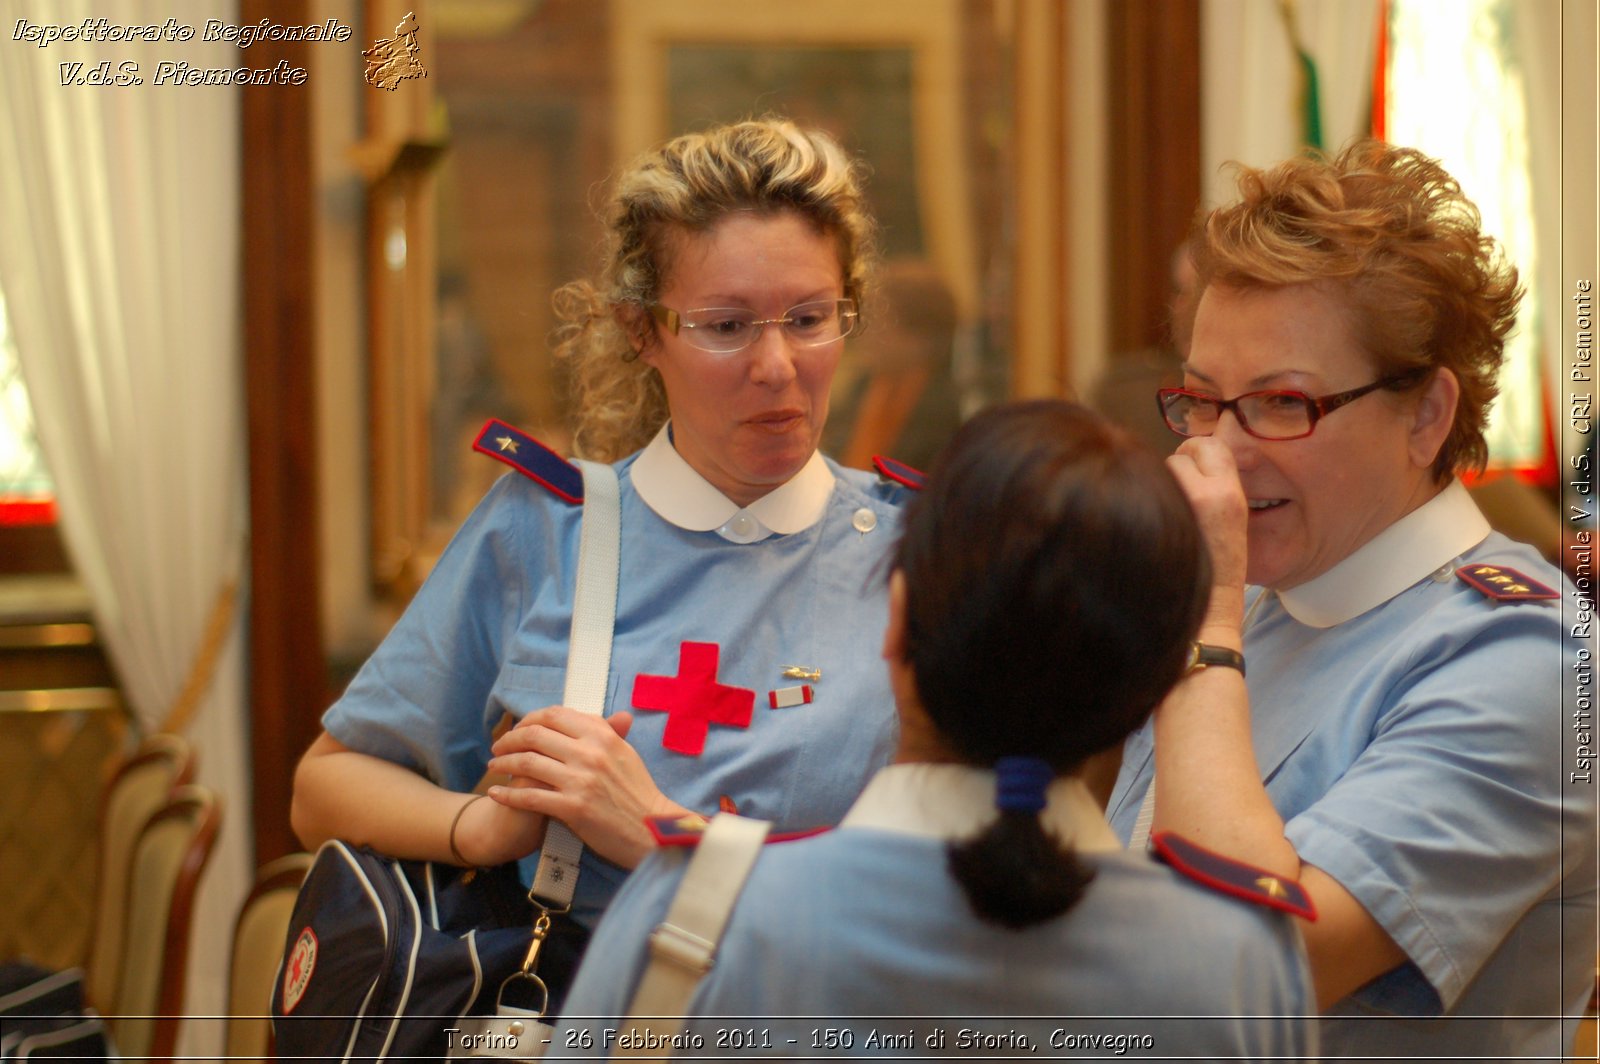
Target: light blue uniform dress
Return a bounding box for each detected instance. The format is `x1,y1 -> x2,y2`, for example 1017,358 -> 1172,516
556,764 -> 1317,1060
1108,481 -> 1598,1061
323,424 -> 912,928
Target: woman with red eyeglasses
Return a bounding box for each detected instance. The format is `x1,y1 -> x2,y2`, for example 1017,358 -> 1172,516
1106,141 -> 1593,1061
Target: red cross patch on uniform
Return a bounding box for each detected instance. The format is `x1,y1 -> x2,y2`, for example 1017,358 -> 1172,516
1151,831 -> 1317,920
632,642 -> 756,756
1455,563 -> 1560,602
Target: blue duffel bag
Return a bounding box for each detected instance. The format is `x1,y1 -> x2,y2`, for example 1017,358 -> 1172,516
270,840 -> 586,1062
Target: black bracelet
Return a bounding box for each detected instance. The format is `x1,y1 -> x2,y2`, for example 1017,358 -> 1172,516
449,793 -> 487,867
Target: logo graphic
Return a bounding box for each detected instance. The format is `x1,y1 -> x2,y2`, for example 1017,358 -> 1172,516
281,927 -> 318,1014
363,11 -> 426,90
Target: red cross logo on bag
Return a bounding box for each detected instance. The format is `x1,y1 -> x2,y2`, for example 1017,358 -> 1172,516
281,927 -> 317,1014
631,641 -> 755,755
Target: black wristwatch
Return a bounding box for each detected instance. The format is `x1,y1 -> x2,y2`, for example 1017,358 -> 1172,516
1186,642 -> 1245,677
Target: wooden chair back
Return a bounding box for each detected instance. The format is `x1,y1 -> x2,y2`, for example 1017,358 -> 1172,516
224,852 -> 313,1062
104,784 -> 220,1064
86,733 -> 195,1015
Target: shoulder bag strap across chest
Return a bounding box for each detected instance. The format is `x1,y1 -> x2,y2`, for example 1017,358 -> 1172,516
531,458 -> 622,907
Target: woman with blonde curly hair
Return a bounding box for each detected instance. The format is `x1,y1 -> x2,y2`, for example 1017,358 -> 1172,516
552,119 -> 876,465
1108,140 -> 1595,1059
292,118 -> 916,1007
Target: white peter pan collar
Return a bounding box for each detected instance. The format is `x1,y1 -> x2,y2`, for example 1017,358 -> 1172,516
1273,479 -> 1491,629
631,422 -> 835,544
841,762 -> 1122,853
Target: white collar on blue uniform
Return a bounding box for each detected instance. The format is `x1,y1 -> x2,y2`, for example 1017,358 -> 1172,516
841,762 -> 1122,852
632,422 -> 835,544
1273,478 -> 1491,629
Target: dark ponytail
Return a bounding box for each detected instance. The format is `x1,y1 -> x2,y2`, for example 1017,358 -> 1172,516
894,402 -> 1210,930
947,758 -> 1093,929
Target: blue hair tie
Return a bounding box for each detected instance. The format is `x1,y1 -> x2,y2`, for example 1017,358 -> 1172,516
994,756 -> 1054,814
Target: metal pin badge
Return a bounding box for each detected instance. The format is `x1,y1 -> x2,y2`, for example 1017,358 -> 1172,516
781,665 -> 821,682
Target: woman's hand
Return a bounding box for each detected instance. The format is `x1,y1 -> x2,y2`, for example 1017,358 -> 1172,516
485,706 -> 690,869
1166,436 -> 1249,632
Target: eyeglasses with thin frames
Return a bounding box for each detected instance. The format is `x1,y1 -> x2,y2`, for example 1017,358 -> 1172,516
648,298 -> 858,355
1157,372 -> 1427,441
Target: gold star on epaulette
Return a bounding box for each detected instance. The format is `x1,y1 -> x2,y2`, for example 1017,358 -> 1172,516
1255,875 -> 1288,899
1153,832 -> 1317,918
496,435 -> 519,454
1455,563 -> 1560,602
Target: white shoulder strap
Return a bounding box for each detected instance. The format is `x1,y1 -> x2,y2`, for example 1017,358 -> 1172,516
614,813 -> 772,1056
531,459 -> 621,907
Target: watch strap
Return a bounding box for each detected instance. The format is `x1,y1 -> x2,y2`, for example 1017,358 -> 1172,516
1188,642 -> 1245,677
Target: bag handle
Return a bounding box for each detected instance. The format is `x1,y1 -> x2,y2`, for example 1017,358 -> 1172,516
613,813 -> 772,1055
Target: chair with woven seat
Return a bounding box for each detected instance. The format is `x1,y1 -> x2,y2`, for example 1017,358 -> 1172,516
225,852 -> 313,1063
85,733 -> 195,1017
103,783 -> 221,1064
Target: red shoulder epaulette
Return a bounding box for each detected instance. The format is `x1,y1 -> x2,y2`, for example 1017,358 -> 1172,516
872,455 -> 926,491
472,418 -> 583,504
1454,563 -> 1560,603
646,815 -> 829,848
1151,831 -> 1317,920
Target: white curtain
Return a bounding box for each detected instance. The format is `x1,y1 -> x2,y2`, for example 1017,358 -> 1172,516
1200,0 -> 1381,208
1201,0 -> 1560,470
1388,0 -> 1545,467
0,0 -> 250,1052
1508,0 -> 1569,462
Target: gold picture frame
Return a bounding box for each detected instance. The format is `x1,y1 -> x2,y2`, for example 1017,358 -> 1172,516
610,0 -> 980,323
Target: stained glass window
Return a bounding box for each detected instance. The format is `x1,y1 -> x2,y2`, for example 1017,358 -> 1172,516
0,291 -> 55,524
